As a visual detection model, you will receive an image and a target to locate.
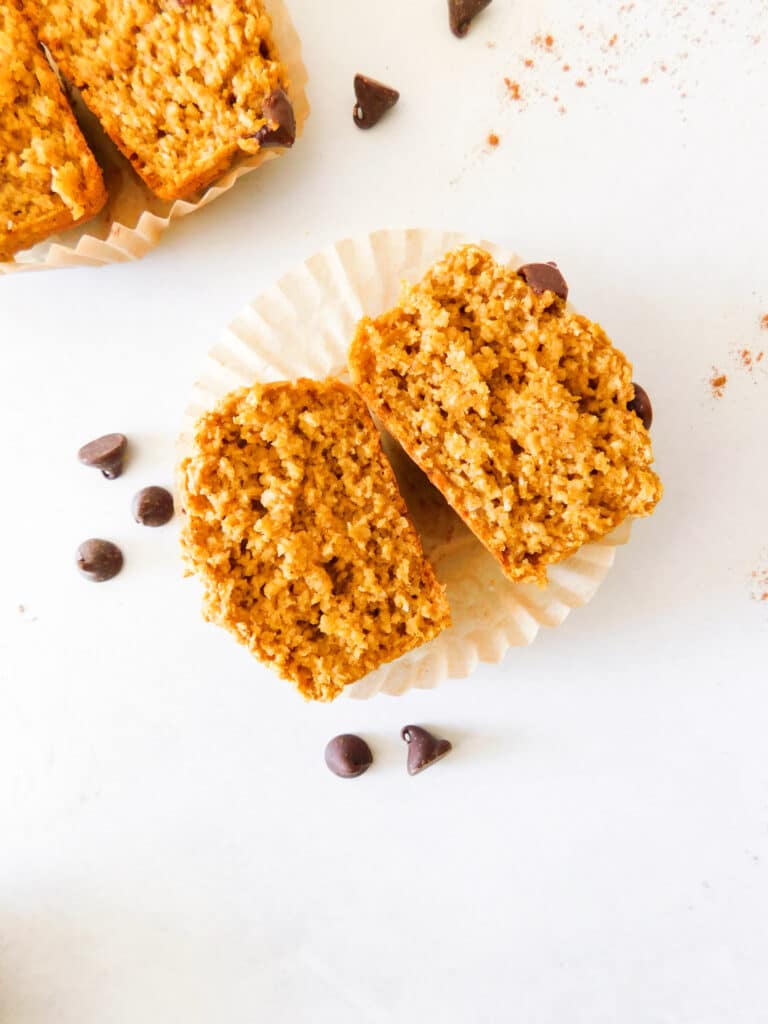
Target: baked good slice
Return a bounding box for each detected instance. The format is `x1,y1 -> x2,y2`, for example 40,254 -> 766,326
0,0 -> 106,260
23,0 -> 296,201
179,379 -> 450,701
349,245 -> 663,587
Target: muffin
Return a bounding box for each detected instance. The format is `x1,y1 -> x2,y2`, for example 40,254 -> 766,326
23,0 -> 296,200
0,0 -> 106,259
179,378 -> 451,700
349,245 -> 662,586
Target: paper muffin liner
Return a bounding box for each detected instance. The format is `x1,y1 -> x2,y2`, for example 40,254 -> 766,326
178,228 -> 632,699
1,0 -> 309,275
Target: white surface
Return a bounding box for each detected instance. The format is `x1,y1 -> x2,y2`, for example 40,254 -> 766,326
1,1 -> 768,1021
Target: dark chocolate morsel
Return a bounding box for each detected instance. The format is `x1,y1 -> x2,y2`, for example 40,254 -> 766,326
628,382 -> 653,430
324,734 -> 373,778
401,725 -> 452,776
133,486 -> 174,527
78,433 -> 128,479
517,262 -> 569,302
449,0 -> 492,38
76,539 -> 123,582
253,89 -> 296,148
353,74 -> 400,130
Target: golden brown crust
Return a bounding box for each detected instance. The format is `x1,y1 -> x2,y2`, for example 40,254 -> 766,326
179,379 -> 451,701
0,0 -> 106,260
23,0 -> 291,201
349,246 -> 663,586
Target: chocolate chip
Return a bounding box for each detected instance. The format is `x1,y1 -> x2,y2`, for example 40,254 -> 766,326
78,433 -> 127,479
324,734 -> 373,778
132,486 -> 174,527
254,89 -> 296,148
448,0 -> 492,37
517,262 -> 569,302
76,539 -> 123,582
401,725 -> 452,775
628,382 -> 653,430
353,74 -> 400,130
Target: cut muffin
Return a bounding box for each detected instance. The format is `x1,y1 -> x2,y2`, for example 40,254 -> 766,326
23,0 -> 295,201
0,0 -> 106,260
349,245 -> 663,587
179,379 -> 450,701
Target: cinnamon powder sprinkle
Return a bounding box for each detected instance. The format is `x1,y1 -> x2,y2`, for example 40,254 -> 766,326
761,314 -> 768,330
487,133 -> 500,147
738,348 -> 765,371
710,371 -> 728,398
752,568 -> 768,603
575,79 -> 586,87
504,78 -> 522,100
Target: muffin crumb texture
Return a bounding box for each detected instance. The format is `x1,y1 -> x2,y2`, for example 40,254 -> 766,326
180,379 -> 450,701
349,245 -> 662,586
0,0 -> 106,259
24,0 -> 289,200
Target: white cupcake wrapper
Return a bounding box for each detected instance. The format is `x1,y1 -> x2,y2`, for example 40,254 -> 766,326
1,0 -> 309,275
178,228 -> 632,699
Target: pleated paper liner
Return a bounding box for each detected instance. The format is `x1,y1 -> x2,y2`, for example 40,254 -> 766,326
1,0 -> 309,275
178,228 -> 632,699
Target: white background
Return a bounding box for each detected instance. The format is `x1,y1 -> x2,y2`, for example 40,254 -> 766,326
2,1 -> 768,1021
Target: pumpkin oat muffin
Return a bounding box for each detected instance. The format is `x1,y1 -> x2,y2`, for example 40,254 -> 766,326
0,0 -> 106,260
23,0 -> 295,201
180,379 -> 450,701
349,246 -> 662,587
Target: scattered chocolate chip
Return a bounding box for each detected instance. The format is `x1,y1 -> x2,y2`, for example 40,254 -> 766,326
449,0 -> 492,37
77,433 -> 128,479
132,486 -> 174,527
76,539 -> 123,582
517,262 -> 569,302
628,382 -> 653,430
253,89 -> 296,148
324,734 -> 373,778
353,74 -> 400,130
401,725 -> 452,776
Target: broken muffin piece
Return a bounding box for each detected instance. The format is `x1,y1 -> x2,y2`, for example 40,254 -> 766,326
23,0 -> 295,200
179,378 -> 450,700
0,0 -> 106,260
349,245 -> 662,586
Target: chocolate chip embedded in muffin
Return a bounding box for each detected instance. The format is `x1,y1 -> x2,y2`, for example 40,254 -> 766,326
628,382 -> 653,430
76,539 -> 123,581
448,0 -> 492,38
325,734 -> 373,778
401,725 -> 452,775
517,262 -> 569,302
254,89 -> 296,148
78,433 -> 127,479
353,74 -> 400,130
133,486 -> 174,526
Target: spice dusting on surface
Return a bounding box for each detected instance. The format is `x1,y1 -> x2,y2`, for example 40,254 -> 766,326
501,5 -> 766,116
737,348 -> 765,371
487,132 -> 500,146
504,78 -> 522,100
752,567 -> 768,603
761,314 -> 768,330
710,371 -> 728,398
